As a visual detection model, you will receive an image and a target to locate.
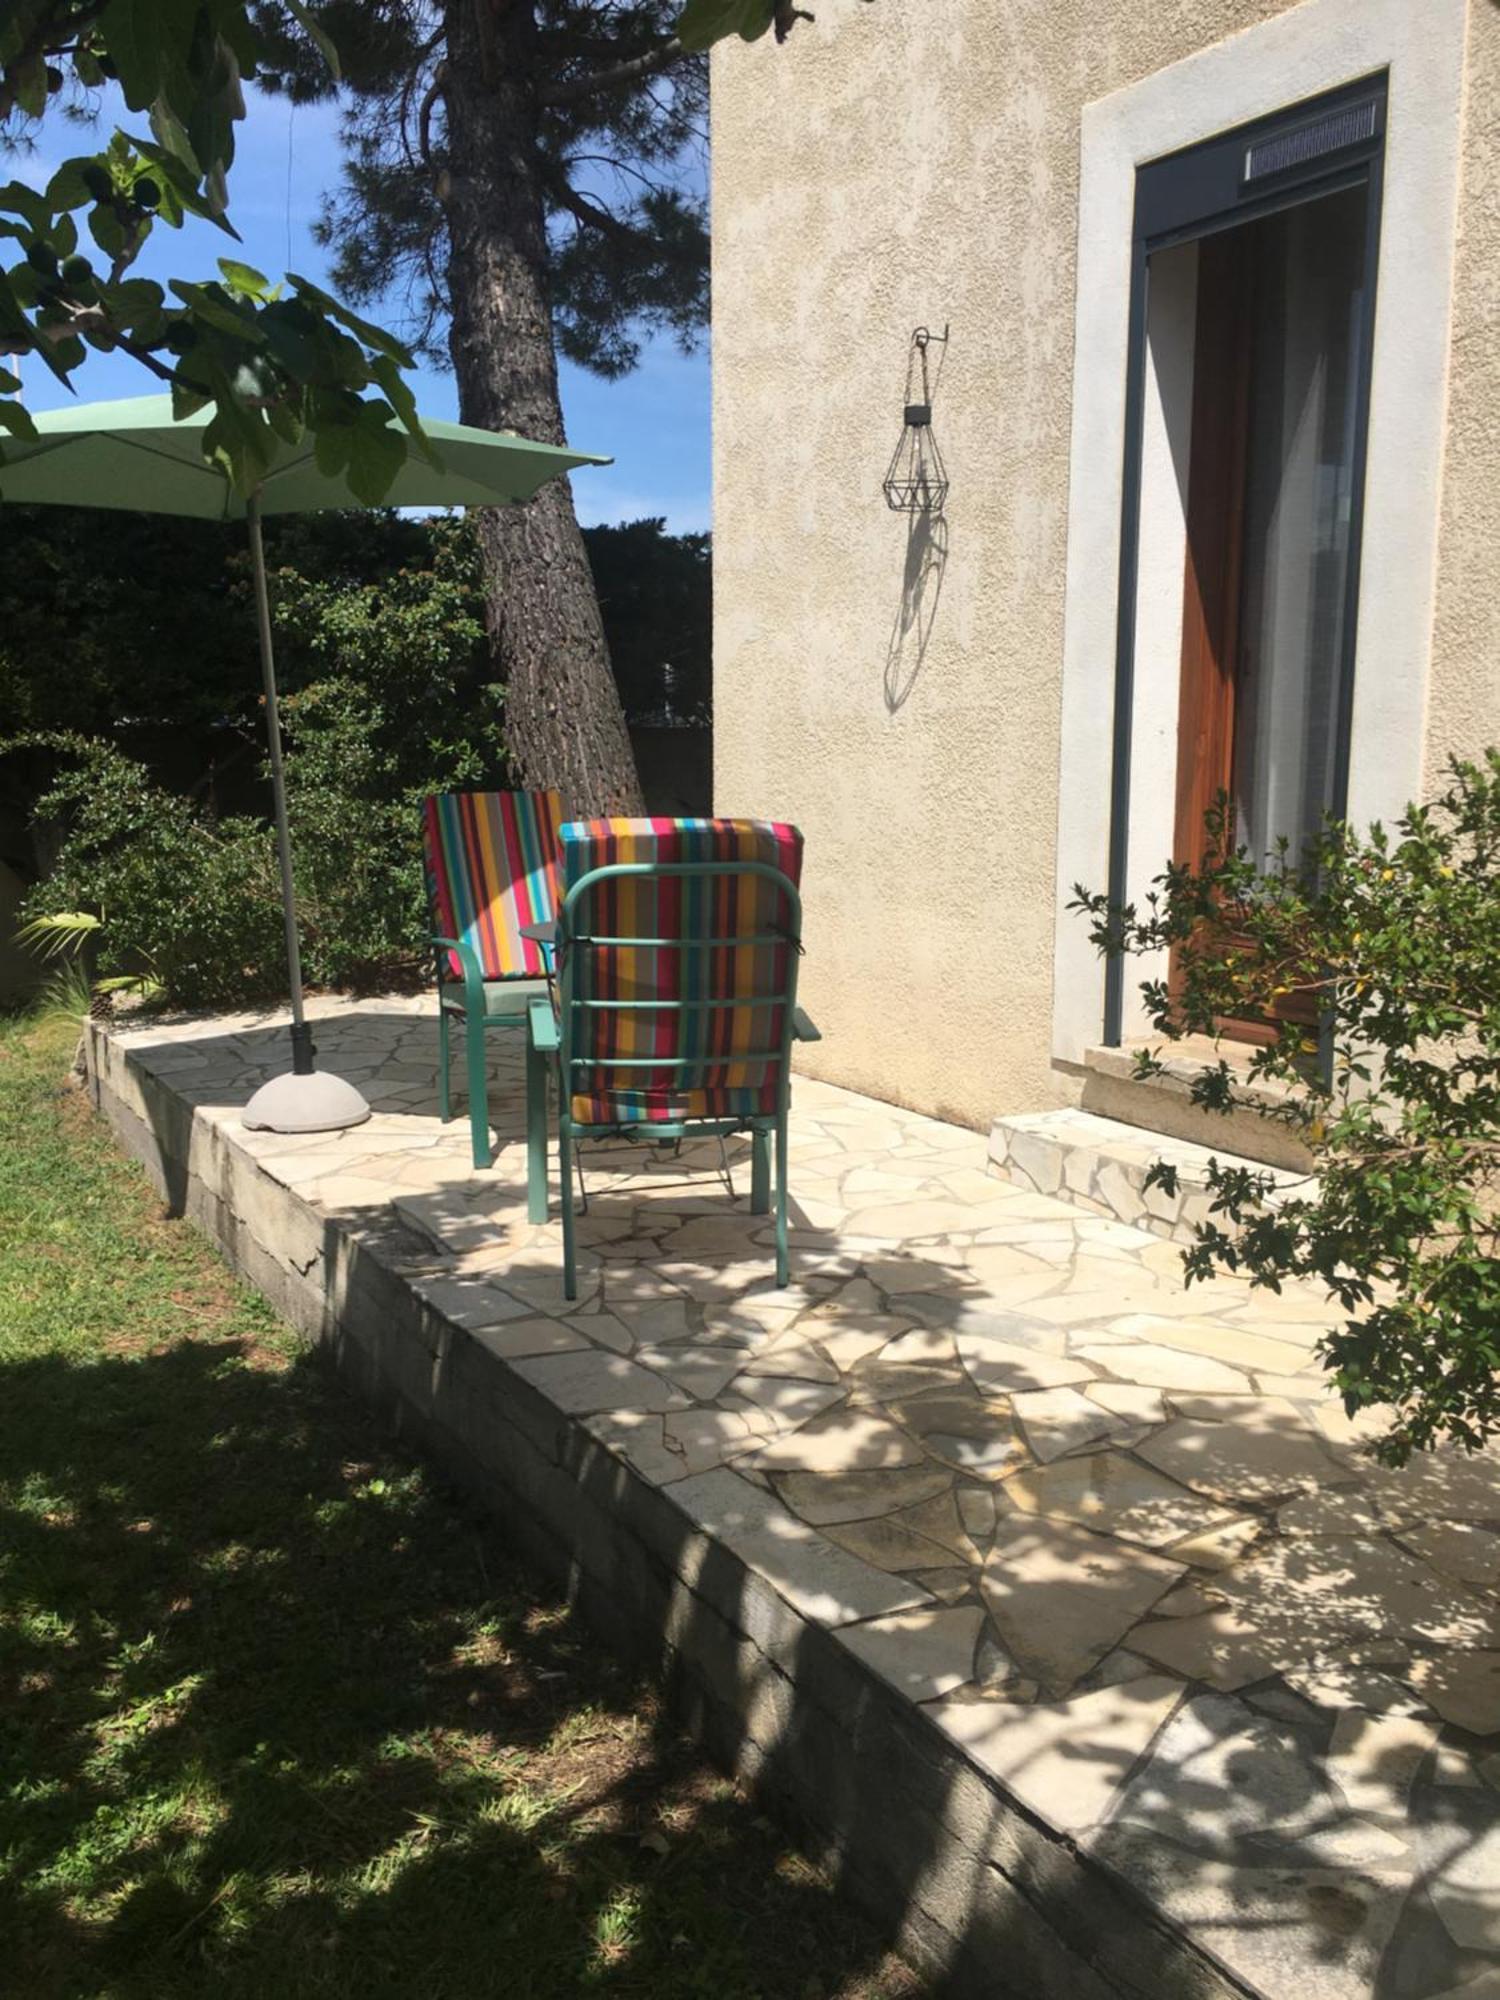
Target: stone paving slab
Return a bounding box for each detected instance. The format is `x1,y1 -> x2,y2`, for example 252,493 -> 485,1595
85,996 -> 1500,2000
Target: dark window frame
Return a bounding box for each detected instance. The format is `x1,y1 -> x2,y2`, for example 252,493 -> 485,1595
1101,72 -> 1388,1045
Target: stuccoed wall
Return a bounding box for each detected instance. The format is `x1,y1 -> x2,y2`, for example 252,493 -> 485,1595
1426,0 -> 1500,796
711,0 -> 1497,1130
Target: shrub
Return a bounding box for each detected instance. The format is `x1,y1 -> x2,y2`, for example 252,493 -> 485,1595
12,518 -> 506,1006
1072,752 -> 1500,1464
270,515 -> 502,988
17,735 -> 284,1010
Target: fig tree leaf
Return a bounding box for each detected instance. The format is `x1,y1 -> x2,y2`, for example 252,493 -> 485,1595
0,182 -> 50,231
289,274 -> 411,364
0,397 -> 39,440
170,279 -> 263,342
284,0 -> 340,79
676,0 -> 778,53
343,407 -> 405,503
371,352 -> 429,454
45,159 -> 100,213
218,257 -> 271,300
97,0 -> 167,112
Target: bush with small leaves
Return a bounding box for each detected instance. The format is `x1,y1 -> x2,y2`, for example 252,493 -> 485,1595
1071,752 -> 1500,1464
16,735 -> 284,1010
10,519 -> 504,1006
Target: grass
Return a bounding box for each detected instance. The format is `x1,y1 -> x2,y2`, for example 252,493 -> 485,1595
0,1006 -> 924,2000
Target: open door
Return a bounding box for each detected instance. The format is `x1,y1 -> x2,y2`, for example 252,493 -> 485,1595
1170,180 -> 1375,1037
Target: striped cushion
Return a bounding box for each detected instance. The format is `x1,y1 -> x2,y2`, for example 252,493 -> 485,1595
561,817 -> 802,1127
423,791 -> 563,983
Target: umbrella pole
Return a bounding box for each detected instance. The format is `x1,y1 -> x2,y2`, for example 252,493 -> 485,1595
246,493 -> 313,1078
240,497 -> 369,1136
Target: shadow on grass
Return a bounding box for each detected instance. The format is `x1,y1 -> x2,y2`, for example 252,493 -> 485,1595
0,1332 -> 921,1999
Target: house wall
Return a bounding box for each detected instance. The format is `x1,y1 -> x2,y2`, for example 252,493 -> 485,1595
1427,0 -> 1500,794
711,0 -> 1499,1130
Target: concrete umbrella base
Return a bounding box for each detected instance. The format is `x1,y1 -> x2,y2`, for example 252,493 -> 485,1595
242,1069 -> 372,1135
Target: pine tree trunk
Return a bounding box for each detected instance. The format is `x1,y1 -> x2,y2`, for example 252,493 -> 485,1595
438,0 -> 643,816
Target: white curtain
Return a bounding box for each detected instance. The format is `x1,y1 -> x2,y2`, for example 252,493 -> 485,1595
1233,186 -> 1366,866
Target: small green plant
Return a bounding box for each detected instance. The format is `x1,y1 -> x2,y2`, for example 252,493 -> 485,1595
1072,751 -> 1500,1464
14,908 -> 163,1009
32,958 -> 97,1036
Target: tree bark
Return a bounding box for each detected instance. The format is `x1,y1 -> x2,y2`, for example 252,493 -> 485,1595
438,0 -> 643,816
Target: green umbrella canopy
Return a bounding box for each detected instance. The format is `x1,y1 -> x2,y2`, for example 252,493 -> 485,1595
0,392 -> 611,1136
0,394 -> 611,516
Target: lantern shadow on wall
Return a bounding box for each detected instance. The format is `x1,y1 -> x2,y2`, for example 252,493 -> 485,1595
883,325 -> 950,713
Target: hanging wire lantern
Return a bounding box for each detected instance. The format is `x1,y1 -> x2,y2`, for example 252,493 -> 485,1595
882,325 -> 949,514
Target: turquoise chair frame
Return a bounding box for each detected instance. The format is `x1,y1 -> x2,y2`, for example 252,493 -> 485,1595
432,931 -> 553,1170
425,790 -> 564,1170
525,855 -> 819,1301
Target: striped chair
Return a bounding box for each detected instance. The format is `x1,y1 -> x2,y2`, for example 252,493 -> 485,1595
525,816 -> 819,1299
423,790 -> 564,1167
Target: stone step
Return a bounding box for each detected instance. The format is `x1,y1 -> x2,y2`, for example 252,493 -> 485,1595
986,1106 -> 1309,1248
1081,1039 -> 1313,1171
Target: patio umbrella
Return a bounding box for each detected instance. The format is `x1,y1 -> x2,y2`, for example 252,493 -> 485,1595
1,393 -> 610,1134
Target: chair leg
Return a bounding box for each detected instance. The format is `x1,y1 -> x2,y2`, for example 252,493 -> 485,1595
560,1124 -> 578,1301
774,1113 -> 790,1287
465,1013 -> 490,1170
526,1039 -> 549,1224
750,1128 -> 771,1214
438,1007 -> 452,1122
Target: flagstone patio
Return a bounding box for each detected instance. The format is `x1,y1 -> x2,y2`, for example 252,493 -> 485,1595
86,995 -> 1500,2000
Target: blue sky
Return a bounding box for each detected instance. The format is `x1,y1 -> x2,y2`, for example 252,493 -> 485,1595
11,89 -> 710,533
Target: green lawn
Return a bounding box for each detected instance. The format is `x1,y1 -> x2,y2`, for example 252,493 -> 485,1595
0,1008 -> 923,2000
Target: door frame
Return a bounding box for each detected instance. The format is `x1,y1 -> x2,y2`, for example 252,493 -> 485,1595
1103,74 -> 1387,1046
1049,0 -> 1467,1072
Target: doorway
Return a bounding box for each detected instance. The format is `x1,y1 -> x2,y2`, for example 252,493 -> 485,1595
1175,186 -> 1369,883
1104,75 -> 1386,1045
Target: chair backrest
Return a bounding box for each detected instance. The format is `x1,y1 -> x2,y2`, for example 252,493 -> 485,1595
558,816 -> 803,1128
423,790 -> 564,982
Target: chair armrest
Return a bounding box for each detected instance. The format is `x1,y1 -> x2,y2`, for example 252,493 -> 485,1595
528,993 -> 561,1052
792,1006 -> 821,1043
433,936 -> 486,1020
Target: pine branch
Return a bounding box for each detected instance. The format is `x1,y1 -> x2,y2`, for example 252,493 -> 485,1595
551,179 -> 636,239
416,61 -> 447,166
539,36 -> 685,108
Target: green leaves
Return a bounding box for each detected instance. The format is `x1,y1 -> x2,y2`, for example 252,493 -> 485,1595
675,0 -> 837,50
217,257 -> 275,301
676,0 -> 781,52
0,398 -> 39,440
288,275 -> 414,366
1076,751 -> 1500,1463
1,2 -> 420,500
9,516 -> 500,1002
283,0 -> 339,80
310,397 -> 406,506
0,363 -> 37,439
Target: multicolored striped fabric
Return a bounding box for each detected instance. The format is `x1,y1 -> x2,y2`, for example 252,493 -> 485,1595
423,791 -> 564,983
561,817 -> 803,1127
